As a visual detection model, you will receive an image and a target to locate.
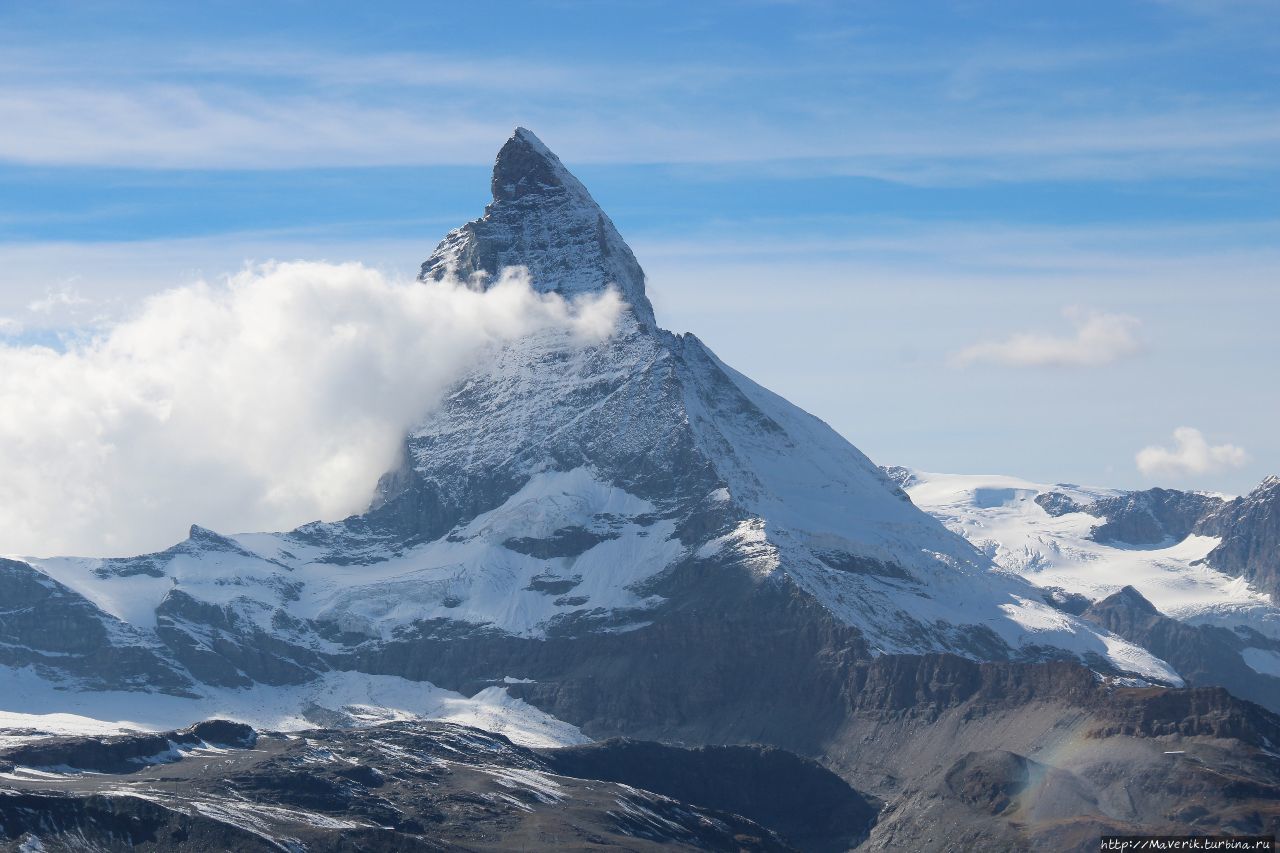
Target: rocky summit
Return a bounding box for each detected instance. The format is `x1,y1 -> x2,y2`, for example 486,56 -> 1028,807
2,129 -> 1279,851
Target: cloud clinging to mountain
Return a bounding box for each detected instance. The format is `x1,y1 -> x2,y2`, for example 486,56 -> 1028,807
0,262 -> 621,557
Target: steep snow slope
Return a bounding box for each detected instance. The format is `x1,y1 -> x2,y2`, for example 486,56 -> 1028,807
675,342 -> 1177,675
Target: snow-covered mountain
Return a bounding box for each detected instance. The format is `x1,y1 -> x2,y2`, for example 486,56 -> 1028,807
898,468 -> 1280,712
4,129 -> 1178,731
5,128 -> 1280,850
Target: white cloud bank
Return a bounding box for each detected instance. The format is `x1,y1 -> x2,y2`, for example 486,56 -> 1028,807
0,262 -> 622,557
951,307 -> 1142,368
1136,427 -> 1249,478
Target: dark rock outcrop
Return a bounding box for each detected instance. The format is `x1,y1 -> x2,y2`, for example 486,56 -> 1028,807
1198,476 -> 1280,598
421,126 -> 657,328
1087,488 -> 1224,546
542,738 -> 875,853
0,721 -> 802,852
503,526 -> 619,558
0,558 -> 192,694
1034,490 -> 1083,517
1041,586 -> 1093,615
1034,479 -> 1279,606
1035,488 -> 1224,546
1082,585 -> 1280,713
155,589 -> 324,688
0,720 -> 255,774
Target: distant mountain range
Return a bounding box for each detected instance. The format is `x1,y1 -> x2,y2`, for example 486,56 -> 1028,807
896,469 -> 1280,713
2,128 -> 1278,852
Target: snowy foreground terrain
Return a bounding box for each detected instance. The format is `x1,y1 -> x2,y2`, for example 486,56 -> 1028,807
2,129 -> 1279,851
0,668 -> 586,751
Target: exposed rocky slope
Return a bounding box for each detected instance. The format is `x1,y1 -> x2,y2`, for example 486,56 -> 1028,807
1035,487 -> 1223,546
1081,586 -> 1280,712
541,739 -> 875,853
823,655 -> 1280,851
1200,476 -> 1280,598
0,721 -> 816,852
0,558 -> 192,695
6,664 -> 1280,853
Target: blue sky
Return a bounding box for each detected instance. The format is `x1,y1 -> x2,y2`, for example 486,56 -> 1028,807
1,0 -> 1277,494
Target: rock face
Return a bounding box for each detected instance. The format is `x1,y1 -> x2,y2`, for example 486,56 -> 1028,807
824,655 -> 1280,851
0,720 -> 256,774
1082,586 -> 1280,712
541,739 -> 876,853
0,557 -> 191,694
420,127 -> 656,329
1082,488 -> 1223,546
1200,476 -> 1280,598
1034,486 -> 1221,546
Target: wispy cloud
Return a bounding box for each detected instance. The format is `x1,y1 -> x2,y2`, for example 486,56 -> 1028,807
0,84 -> 508,168
950,308 -> 1143,368
0,26 -> 1276,181
1136,426 -> 1249,477
0,77 -> 1274,179
27,285 -> 90,315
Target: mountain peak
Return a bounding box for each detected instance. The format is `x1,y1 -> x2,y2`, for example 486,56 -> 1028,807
1098,585 -> 1160,615
421,128 -> 656,328
492,128 -> 569,202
